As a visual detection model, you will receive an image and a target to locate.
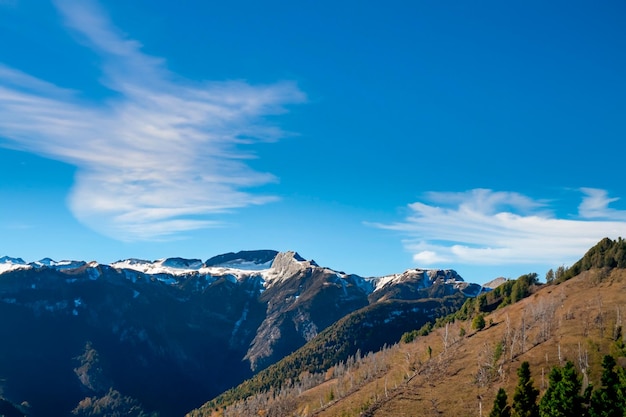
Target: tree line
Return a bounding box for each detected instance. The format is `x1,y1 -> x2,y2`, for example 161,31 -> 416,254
401,272 -> 540,344
490,355 -> 625,417
549,237 -> 626,284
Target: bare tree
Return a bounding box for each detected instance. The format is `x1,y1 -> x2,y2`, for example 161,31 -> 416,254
582,301 -> 592,337
596,294 -> 605,337
532,298 -> 557,344
442,322 -> 450,352
578,341 -> 590,390
521,309 -> 527,354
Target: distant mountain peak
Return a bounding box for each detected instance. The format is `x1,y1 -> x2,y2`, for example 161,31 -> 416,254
262,251 -> 315,286
0,256 -> 26,264
483,277 -> 508,289
161,257 -> 203,270
0,256 -> 30,274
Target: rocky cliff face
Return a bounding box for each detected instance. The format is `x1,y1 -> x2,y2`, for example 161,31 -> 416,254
0,251 -> 486,417
245,251 -> 370,370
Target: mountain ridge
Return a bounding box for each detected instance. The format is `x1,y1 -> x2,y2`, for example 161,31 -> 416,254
0,249 -> 486,417
0,249 -> 482,296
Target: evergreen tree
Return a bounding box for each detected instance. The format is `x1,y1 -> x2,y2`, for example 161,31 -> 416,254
490,387 -> 511,417
539,361 -> 583,417
589,355 -> 625,417
555,265 -> 567,282
473,313 -> 486,330
512,362 -> 539,417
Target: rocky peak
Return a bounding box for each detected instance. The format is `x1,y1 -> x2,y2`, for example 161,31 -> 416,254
265,251 -> 312,283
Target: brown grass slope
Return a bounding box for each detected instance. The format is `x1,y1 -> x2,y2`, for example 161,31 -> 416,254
306,268 -> 626,417
188,237 -> 626,417
201,267 -> 625,417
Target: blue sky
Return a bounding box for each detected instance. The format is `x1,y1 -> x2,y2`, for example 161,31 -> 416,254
1,0 -> 625,284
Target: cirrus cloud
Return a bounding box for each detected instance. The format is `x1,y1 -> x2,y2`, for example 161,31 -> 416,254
0,0 -> 305,240
373,188 -> 626,267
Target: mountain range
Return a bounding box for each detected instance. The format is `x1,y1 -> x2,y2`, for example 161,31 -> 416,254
0,250 -> 489,417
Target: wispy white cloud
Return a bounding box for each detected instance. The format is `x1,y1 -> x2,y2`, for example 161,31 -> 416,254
578,188 -> 626,220
374,188 -> 626,267
0,0 -> 304,240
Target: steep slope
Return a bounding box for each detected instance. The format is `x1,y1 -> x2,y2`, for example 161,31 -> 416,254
244,252 -> 370,371
354,268 -> 626,417
191,293 -> 466,415
0,250 -> 483,417
198,259 -> 626,417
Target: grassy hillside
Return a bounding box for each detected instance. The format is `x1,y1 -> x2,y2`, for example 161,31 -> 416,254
309,267 -> 626,417
186,238 -> 626,417
189,294 -> 466,415
190,264 -> 626,417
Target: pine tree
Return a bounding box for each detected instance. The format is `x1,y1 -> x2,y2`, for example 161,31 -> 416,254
473,313 -> 486,330
539,361 -> 583,417
490,387 -> 511,417
589,355 -> 625,417
512,362 -> 539,417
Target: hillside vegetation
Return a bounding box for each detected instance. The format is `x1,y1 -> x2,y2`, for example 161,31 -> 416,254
191,294 -> 466,414
556,237 -> 626,282
189,238 -> 626,417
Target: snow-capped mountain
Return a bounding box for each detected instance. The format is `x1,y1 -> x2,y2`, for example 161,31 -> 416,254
0,255 -> 29,273
0,250 -> 487,417
0,249 -> 483,296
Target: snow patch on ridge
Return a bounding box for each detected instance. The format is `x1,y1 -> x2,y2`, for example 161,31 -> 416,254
366,268 -> 464,292
110,258 -> 272,282
32,258 -> 86,270
212,259 -> 273,271
0,256 -> 32,274
0,252 -> 485,301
